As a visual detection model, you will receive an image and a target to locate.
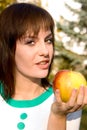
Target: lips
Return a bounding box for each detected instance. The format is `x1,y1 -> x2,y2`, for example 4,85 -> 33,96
36,60 -> 50,69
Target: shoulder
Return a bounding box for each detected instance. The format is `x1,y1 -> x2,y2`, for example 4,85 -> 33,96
0,81 -> 2,94
0,82 -> 4,97
41,86 -> 55,104
46,86 -> 55,99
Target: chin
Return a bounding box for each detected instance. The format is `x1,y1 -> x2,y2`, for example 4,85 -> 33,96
37,71 -> 48,78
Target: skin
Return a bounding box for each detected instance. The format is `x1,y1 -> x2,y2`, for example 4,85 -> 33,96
13,29 -> 87,130
14,29 -> 53,99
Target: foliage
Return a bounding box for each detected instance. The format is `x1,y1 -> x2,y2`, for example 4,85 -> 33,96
49,0 -> 87,82
0,0 -> 42,12
0,0 -> 16,12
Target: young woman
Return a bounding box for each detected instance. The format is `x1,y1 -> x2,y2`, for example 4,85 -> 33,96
0,3 -> 87,130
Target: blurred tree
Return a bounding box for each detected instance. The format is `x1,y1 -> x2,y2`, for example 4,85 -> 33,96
49,0 -> 87,82
16,0 -> 41,6
0,0 -> 16,12
0,0 -> 42,12
29,0 -> 41,6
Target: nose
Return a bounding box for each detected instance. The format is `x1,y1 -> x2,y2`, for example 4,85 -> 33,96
38,42 -> 49,57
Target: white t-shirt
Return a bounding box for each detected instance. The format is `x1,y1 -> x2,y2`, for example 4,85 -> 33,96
0,86 -> 82,130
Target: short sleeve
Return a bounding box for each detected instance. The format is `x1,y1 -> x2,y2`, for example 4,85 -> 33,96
66,110 -> 82,130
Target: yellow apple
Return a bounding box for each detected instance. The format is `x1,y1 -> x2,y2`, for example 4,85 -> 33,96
53,70 -> 87,102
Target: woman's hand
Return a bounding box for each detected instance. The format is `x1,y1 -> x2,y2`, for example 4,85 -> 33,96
52,86 -> 87,115
47,86 -> 87,130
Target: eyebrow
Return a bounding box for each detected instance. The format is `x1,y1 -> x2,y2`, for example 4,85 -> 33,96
45,33 -> 53,39
23,32 -> 53,40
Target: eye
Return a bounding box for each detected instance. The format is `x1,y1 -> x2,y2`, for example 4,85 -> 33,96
24,38 -> 35,46
26,40 -> 35,45
46,38 -> 54,44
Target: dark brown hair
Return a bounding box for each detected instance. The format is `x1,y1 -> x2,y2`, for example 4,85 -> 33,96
0,3 -> 54,99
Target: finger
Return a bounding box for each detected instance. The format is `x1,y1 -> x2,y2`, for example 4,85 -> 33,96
75,87 -> 87,109
66,89 -> 78,110
55,89 -> 62,104
76,86 -> 84,105
68,88 -> 78,105
51,90 -> 63,114
83,87 -> 87,106
67,87 -> 85,112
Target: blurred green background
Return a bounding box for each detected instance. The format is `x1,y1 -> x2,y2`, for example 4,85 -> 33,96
0,0 -> 87,130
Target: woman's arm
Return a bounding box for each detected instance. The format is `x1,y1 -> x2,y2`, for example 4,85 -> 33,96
47,111 -> 66,130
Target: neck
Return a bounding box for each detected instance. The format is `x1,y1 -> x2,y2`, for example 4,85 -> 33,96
13,74 -> 45,100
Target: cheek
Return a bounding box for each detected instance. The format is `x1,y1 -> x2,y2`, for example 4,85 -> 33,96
49,46 -> 54,60
15,51 -> 32,67
15,44 -> 32,67
15,48 -> 31,70
15,53 -> 33,77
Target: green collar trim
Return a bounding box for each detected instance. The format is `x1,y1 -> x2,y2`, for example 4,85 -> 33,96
6,87 -> 53,108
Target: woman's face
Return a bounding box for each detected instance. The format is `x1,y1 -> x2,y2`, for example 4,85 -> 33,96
15,29 -> 54,79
